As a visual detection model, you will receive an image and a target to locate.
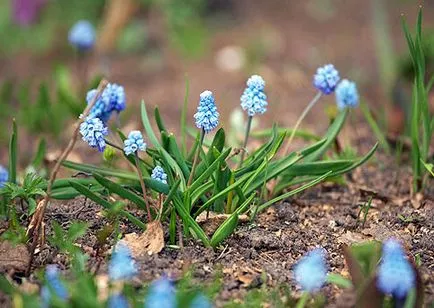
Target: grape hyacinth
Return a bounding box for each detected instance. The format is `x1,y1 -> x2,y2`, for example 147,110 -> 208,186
194,90 -> 219,134
108,243 -> 137,281
313,64 -> 340,95
335,79 -> 359,110
68,20 -> 96,51
41,265 -> 68,308
108,293 -> 129,308
294,248 -> 327,292
144,277 -> 176,308
0,165 -> 8,188
87,83 -> 126,123
79,117 -> 108,152
190,294 -> 212,308
377,238 -> 415,299
240,75 -> 268,116
151,166 -> 168,184
124,131 -> 146,156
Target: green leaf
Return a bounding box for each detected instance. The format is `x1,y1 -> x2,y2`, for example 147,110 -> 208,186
282,160 -> 354,177
181,76 -> 190,155
360,102 -> 391,155
31,138 -> 46,168
8,119 -> 17,183
326,273 -> 352,289
62,160 -> 138,180
154,106 -> 167,134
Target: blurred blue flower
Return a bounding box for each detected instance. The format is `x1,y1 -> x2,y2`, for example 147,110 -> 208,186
108,293 -> 129,308
294,248 -> 327,292
79,117 -> 108,152
124,131 -> 146,156
313,64 -> 340,95
144,277 -> 176,308
377,238 -> 415,299
194,90 -> 219,133
0,165 -> 8,188
240,75 -> 268,116
68,20 -> 96,51
151,166 -> 168,184
190,294 -> 212,308
103,83 -> 126,113
109,243 -> 137,281
86,89 -> 111,123
335,79 -> 359,110
41,265 -> 68,308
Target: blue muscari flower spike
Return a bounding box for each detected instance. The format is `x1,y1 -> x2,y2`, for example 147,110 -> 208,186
87,83 -> 127,123
294,248 -> 327,292
144,277 -> 176,308
109,243 -> 137,281
68,20 -> 96,51
313,64 -> 340,95
108,293 -> 129,308
335,79 -> 359,110
41,265 -> 68,308
86,89 -> 111,123
377,238 -> 415,299
79,117 -> 108,152
240,75 -> 268,116
151,166 -> 168,184
124,130 -> 146,156
190,294 -> 212,308
194,90 -> 219,134
0,165 -> 8,188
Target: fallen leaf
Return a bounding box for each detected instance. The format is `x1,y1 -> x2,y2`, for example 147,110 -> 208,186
122,221 -> 164,257
196,212 -> 249,234
0,241 -> 30,273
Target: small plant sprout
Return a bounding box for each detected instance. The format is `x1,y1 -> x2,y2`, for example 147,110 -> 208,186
151,166 -> 168,215
190,293 -> 213,308
335,79 -> 359,110
377,238 -> 415,301
144,277 -> 176,308
0,164 -> 8,187
294,248 -> 327,308
108,293 -> 129,308
108,243 -> 137,281
68,20 -> 96,52
41,265 -> 68,307
239,75 -> 268,167
79,117 -> 109,152
189,90 -> 219,185
284,64 -> 340,154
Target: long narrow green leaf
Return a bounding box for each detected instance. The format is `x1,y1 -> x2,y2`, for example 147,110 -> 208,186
62,160 -> 138,180
181,76 -> 190,155
8,119 -> 17,183
360,102 -> 391,154
282,160 -> 354,177
32,138 -> 46,168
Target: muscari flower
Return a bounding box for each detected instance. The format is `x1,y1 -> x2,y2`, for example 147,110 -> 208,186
123,131 -> 146,156
108,293 -> 129,308
86,83 -> 126,123
151,166 -> 168,184
294,248 -> 327,292
68,20 -> 96,51
41,265 -> 68,308
190,294 -> 212,308
0,165 -> 8,188
194,90 -> 219,134
335,79 -> 359,110
79,117 -> 108,152
240,75 -> 268,116
377,238 -> 415,299
313,64 -> 340,95
144,277 -> 176,308
109,243 -> 137,281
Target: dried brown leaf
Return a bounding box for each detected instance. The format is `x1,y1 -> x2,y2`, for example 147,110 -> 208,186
122,221 -> 164,257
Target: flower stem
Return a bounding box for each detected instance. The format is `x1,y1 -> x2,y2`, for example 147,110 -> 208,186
239,115 -> 253,168
295,292 -> 309,308
187,128 -> 205,186
283,91 -> 322,154
104,139 -> 123,151
135,153 -> 152,222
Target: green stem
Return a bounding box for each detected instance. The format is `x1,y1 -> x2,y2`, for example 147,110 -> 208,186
295,292 -> 309,308
187,129 -> 205,186
239,115 -> 253,168
284,91 -> 322,154
134,153 -> 151,222
104,139 -> 123,151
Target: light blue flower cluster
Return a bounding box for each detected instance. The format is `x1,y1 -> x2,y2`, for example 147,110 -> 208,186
144,277 -> 176,308
377,238 -> 415,299
87,83 -> 126,123
335,79 -> 359,110
313,64 -> 340,95
151,166 -> 168,184
108,293 -> 129,308
124,131 -> 147,156
41,265 -> 68,308
240,75 -> 268,116
0,165 -> 8,188
79,117 -> 108,152
108,243 -> 137,281
68,20 -> 96,51
294,248 -> 327,292
190,294 -> 213,308
194,91 -> 219,133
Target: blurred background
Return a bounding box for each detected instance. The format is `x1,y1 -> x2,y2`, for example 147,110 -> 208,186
0,0 -> 433,164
